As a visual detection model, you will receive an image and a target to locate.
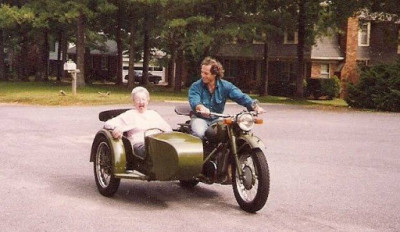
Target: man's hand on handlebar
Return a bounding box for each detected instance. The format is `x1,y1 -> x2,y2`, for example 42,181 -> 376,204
195,104 -> 211,118
253,105 -> 265,114
252,100 -> 265,114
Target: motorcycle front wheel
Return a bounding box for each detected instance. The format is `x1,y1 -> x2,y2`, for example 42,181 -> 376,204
93,135 -> 120,197
232,149 -> 269,213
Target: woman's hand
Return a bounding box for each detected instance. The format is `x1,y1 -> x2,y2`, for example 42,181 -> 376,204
111,129 -> 123,139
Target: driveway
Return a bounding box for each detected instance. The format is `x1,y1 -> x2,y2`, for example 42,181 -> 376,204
1,103 -> 399,231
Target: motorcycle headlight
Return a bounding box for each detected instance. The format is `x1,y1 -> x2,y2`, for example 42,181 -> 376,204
237,113 -> 254,131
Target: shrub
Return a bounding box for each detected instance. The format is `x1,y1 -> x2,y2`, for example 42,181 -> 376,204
345,61 -> 400,112
321,76 -> 340,99
306,76 -> 340,99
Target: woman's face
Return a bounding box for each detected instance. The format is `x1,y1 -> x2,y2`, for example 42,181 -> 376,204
201,64 -> 216,85
133,91 -> 149,113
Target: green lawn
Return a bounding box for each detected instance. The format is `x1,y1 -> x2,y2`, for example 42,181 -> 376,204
0,80 -> 348,108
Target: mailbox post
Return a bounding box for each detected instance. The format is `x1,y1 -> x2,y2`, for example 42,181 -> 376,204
63,60 -> 80,95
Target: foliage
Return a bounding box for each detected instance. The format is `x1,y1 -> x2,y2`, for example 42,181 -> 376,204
345,61 -> 400,112
321,76 -> 340,99
306,76 -> 340,99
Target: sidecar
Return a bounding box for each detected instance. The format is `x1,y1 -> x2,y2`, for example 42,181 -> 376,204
89,109 -> 203,197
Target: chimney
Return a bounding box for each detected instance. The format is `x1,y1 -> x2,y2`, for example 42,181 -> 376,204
340,17 -> 359,97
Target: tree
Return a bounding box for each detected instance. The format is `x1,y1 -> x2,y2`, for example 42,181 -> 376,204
364,0 -> 400,18
0,2 -> 35,80
125,0 -> 143,89
63,0 -> 107,87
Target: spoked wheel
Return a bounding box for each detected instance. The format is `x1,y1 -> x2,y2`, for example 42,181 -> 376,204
94,136 -> 120,197
232,149 -> 269,213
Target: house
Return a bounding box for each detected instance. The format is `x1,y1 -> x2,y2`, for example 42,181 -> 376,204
67,40 -> 118,82
216,14 -> 400,97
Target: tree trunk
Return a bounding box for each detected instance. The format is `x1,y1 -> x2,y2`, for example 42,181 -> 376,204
295,0 -> 306,98
128,22 -> 136,89
0,29 -> 6,81
115,2 -> 123,85
76,11 -> 86,87
174,49 -> 183,92
84,47 -> 91,82
56,30 -> 63,81
35,30 -> 44,82
19,30 -> 29,81
167,48 -> 176,87
42,28 -> 49,81
142,12 -> 150,85
259,42 -> 269,96
61,33 -> 68,80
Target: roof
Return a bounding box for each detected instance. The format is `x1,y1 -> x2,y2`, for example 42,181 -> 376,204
67,40 -> 117,56
216,43 -> 307,60
311,35 -> 344,60
217,34 -> 344,61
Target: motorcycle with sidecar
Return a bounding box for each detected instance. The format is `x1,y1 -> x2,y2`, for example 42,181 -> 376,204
90,106 -> 270,213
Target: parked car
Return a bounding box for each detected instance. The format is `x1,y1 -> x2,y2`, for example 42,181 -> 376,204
124,70 -> 161,84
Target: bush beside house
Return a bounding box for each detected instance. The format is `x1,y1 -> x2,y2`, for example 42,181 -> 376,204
306,76 -> 340,99
345,61 -> 400,112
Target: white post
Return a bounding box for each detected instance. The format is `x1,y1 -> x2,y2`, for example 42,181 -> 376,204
64,60 -> 78,96
71,71 -> 77,96
70,69 -> 80,96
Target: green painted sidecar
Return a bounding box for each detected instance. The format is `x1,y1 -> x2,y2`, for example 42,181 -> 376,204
90,129 -> 203,181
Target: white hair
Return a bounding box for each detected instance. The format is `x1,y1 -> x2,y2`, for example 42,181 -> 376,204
130,87 -> 150,101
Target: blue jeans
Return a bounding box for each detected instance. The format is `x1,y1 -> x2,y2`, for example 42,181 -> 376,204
190,116 -> 218,139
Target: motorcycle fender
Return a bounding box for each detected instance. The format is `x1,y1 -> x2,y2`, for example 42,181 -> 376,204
90,129 -> 127,174
237,134 -> 267,156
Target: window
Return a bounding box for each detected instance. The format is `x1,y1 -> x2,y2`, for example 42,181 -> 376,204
320,64 -> 330,78
358,22 -> 370,46
284,31 -> 298,44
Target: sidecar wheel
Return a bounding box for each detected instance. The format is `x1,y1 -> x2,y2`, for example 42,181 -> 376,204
232,149 -> 269,213
179,180 -> 199,188
93,135 -> 120,197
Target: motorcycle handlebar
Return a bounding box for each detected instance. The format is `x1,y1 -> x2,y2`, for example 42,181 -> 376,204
207,111 -> 260,118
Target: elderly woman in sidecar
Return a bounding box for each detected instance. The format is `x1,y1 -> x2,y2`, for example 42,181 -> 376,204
90,87 -> 204,197
103,87 -> 172,163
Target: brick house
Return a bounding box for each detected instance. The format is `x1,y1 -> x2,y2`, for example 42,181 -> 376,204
216,15 -> 400,97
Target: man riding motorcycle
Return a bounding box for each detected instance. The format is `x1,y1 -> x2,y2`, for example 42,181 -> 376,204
188,57 -> 265,139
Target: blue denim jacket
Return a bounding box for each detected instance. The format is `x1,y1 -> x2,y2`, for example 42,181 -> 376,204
188,79 -> 254,119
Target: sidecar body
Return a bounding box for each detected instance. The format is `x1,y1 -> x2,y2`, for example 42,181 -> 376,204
90,109 -> 203,184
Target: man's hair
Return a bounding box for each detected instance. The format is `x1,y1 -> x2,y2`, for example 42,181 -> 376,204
131,86 -> 150,101
201,57 -> 224,78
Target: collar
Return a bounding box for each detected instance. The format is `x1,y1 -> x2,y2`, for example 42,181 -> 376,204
201,79 -> 221,90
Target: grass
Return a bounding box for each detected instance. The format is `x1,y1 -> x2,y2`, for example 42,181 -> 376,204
0,80 -> 348,108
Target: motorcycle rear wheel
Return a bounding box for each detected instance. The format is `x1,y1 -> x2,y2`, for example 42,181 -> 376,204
232,149 -> 269,213
93,135 -> 120,197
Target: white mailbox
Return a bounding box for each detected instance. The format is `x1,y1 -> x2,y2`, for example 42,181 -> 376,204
64,60 -> 77,71
63,60 -> 78,96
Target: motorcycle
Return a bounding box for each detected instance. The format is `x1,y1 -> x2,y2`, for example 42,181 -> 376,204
90,106 -> 269,213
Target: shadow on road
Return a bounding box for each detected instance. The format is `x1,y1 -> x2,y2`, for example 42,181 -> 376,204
50,175 -> 238,211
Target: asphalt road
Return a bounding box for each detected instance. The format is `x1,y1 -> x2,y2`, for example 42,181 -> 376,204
1,102 -> 399,232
